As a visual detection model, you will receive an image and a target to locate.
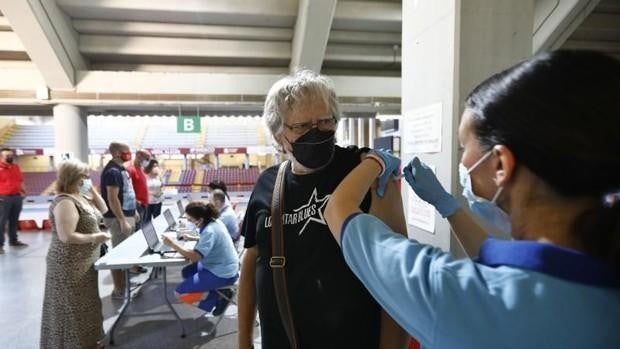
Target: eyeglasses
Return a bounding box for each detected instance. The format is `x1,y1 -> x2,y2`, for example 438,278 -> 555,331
283,117 -> 337,135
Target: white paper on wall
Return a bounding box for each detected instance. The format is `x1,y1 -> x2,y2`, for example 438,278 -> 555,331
406,164 -> 437,234
403,102 -> 442,154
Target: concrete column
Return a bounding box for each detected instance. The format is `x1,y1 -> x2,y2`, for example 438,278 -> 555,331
53,104 -> 88,163
357,117 -> 366,147
348,118 -> 357,146
402,0 -> 534,253
368,117 -> 376,149
336,117 -> 346,146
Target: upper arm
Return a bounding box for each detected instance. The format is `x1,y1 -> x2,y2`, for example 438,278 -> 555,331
107,185 -> 120,201
240,246 -> 257,283
368,179 -> 407,236
53,200 -> 79,243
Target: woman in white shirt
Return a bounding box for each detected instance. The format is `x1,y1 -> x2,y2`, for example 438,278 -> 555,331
145,159 -> 164,220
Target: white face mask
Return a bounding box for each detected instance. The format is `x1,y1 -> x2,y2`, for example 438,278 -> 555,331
459,151 -> 512,236
79,178 -> 92,195
141,160 -> 150,168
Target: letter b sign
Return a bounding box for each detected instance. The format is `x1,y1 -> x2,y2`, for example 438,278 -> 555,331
177,116 -> 201,133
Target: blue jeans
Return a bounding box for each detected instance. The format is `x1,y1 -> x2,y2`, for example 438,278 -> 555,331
0,195 -> 23,246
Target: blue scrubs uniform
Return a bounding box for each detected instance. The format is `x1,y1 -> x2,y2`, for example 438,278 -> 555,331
341,213 -> 620,349
176,219 -> 239,311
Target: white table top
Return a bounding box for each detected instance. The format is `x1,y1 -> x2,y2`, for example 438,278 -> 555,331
95,202 -> 194,270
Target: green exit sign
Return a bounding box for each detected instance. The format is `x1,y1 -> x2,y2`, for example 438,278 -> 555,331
177,116 -> 201,133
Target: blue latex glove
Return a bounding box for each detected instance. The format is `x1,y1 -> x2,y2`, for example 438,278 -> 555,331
403,157 -> 460,217
367,149 -> 401,198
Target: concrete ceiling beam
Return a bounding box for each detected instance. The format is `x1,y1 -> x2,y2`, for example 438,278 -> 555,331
0,0 -> 87,89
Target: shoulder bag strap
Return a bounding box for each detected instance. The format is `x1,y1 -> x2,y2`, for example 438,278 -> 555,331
270,160 -> 299,349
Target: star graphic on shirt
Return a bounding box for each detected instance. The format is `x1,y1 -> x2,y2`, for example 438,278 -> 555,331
293,188 -> 330,236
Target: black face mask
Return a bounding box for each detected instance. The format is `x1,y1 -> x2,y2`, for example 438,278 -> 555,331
5,156 -> 14,164
289,129 -> 335,169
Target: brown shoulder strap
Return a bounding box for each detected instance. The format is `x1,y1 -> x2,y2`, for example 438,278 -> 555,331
270,160 -> 299,349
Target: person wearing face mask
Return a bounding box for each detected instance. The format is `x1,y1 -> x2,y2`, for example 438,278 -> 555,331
0,148 -> 28,254
238,70 -> 408,349
324,50 -> 620,349
145,159 -> 164,220
100,142 -> 139,299
41,160 -> 110,349
161,201 -> 239,316
127,149 -> 152,229
210,189 -> 240,242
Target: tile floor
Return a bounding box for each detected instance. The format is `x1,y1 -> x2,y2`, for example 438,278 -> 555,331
0,231 -> 261,349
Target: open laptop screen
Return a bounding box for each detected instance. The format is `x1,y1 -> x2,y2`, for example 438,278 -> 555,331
177,200 -> 185,217
141,221 -> 159,250
163,209 -> 175,228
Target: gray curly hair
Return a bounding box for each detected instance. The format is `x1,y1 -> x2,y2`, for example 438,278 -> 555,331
263,69 -> 341,140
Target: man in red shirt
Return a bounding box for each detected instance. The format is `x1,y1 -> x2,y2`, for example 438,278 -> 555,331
0,148 -> 28,254
127,149 -> 151,229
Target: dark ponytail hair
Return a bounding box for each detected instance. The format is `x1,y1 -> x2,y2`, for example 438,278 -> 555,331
207,180 -> 229,199
465,50 -> 620,273
144,159 -> 159,174
185,201 -> 220,227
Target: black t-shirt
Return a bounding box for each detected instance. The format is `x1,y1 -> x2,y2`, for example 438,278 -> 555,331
100,160 -> 137,218
242,146 -> 380,349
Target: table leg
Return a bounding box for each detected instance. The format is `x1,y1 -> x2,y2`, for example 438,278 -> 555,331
162,267 -> 186,338
109,270 -> 132,346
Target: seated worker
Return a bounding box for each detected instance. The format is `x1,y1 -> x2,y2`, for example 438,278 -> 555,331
324,50 -> 620,349
210,189 -> 240,241
162,201 -> 239,315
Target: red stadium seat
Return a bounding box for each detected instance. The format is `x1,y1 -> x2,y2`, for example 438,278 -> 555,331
18,220 -> 40,231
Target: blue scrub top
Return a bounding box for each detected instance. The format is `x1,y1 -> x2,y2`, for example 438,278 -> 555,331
194,219 -> 239,279
341,213 -> 620,349
218,204 -> 240,240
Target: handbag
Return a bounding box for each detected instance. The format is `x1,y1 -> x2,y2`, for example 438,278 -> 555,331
99,242 -> 109,257
270,160 -> 299,349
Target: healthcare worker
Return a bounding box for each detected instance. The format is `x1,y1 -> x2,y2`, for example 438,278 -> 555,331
324,50 -> 620,349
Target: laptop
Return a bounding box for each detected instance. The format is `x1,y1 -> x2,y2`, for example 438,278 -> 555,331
141,220 -> 176,254
163,209 -> 177,231
176,200 -> 185,218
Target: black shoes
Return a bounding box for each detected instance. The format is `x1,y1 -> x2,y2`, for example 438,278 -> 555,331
9,240 -> 28,247
212,289 -> 234,316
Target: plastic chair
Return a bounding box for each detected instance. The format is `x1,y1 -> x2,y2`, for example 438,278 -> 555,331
42,219 -> 52,231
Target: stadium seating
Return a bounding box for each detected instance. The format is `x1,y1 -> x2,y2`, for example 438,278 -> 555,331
180,169 -> 196,193
4,125 -> 54,148
22,172 -> 56,195
203,168 -> 259,186
143,123 -> 200,148
205,117 -> 262,147
88,116 -> 142,149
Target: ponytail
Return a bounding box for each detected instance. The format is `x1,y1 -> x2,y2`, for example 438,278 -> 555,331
573,201 -> 620,276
